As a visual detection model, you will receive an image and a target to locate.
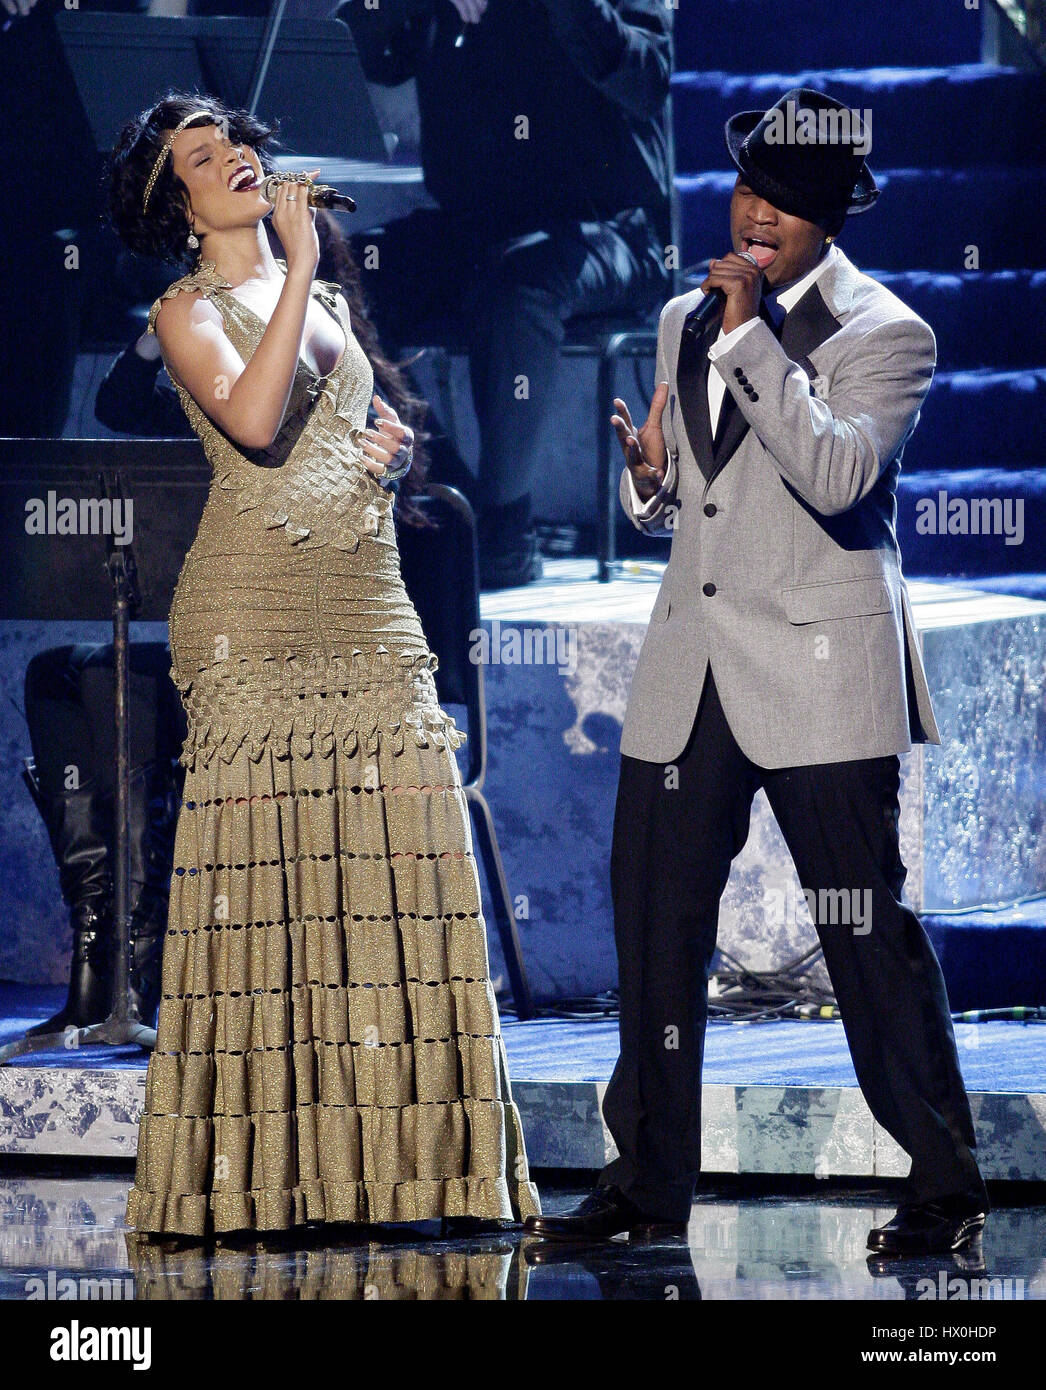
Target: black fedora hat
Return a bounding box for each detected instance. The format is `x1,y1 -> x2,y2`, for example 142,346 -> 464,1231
725,87 -> 879,227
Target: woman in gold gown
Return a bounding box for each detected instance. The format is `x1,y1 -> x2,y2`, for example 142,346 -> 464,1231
107,93 -> 539,1240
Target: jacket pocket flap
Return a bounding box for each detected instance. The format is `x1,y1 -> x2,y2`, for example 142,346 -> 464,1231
781,577 -> 890,625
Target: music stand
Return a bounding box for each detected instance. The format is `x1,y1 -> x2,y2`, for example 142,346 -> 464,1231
56,12 -> 388,163
0,437 -> 209,1064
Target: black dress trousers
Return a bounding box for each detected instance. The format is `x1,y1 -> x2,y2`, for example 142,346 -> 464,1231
599,663 -> 986,1223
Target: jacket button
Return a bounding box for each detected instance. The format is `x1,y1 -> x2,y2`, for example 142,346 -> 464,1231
749,391 -> 760,402
733,367 -> 744,379
704,502 -> 717,517
702,582 -> 717,597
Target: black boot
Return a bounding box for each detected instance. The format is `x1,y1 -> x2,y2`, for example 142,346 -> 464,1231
23,760 -> 114,1035
478,494 -> 543,589
126,760 -> 181,1028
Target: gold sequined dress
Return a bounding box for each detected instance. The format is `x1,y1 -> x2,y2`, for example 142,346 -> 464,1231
125,258 -> 540,1237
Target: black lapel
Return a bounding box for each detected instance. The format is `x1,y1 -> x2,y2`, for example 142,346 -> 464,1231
706,302 -> 777,481
675,310 -> 718,482
708,376 -> 748,478
705,282 -> 844,487
781,280 -> 843,370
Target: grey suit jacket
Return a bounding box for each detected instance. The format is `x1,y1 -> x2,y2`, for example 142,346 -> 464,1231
619,247 -> 941,768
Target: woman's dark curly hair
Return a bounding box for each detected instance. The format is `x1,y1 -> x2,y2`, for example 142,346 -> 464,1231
107,90 -> 280,270
106,90 -> 435,527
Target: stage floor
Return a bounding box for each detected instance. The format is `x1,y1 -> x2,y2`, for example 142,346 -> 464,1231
0,1167 -> 1041,1302
2,987 -> 1044,1184
478,557 -> 1046,629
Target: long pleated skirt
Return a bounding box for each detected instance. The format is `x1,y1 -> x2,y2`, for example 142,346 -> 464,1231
125,660 -> 540,1237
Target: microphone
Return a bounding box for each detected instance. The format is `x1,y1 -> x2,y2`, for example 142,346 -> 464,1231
261,174 -> 357,214
681,250 -> 760,341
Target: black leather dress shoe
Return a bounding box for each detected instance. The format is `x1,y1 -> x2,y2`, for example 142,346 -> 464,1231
867,1194 -> 988,1257
523,1186 -> 683,1243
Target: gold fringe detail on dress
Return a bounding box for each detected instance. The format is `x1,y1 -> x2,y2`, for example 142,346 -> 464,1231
172,651 -> 465,772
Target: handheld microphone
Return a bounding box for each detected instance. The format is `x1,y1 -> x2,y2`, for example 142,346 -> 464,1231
261,174 -> 357,214
681,250 -> 760,341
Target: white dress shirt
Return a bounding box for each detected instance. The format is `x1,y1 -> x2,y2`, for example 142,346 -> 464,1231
626,244 -> 842,518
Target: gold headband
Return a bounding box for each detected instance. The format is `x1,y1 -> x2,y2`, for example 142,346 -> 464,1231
142,109 -> 215,213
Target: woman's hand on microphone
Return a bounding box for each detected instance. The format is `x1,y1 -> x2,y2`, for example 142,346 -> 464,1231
271,169 -> 320,279
611,384 -> 670,503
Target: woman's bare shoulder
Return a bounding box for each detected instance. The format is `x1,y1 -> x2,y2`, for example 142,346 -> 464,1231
150,290 -> 229,393
147,260 -> 232,337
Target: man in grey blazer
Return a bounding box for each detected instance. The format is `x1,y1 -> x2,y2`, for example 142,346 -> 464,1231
526,89 -> 989,1257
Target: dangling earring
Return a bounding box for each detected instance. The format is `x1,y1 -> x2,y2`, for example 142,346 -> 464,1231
824,234 -> 836,244
186,230 -> 199,250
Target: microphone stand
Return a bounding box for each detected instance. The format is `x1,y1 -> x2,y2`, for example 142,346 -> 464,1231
247,0 -> 287,118
248,3 -> 357,213
0,470 -> 156,1063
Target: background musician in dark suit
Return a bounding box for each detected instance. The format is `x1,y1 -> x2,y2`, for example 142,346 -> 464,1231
335,0 -> 673,586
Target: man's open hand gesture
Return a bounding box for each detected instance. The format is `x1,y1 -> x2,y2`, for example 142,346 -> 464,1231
611,383 -> 670,503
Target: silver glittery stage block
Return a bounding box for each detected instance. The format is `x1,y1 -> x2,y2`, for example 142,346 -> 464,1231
2,1062 -> 1045,1184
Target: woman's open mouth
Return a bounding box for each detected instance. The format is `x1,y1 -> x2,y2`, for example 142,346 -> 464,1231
741,236 -> 779,270
229,164 -> 260,193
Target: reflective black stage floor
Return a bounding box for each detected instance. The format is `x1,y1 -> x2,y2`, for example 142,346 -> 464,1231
1,1168 -> 1042,1303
